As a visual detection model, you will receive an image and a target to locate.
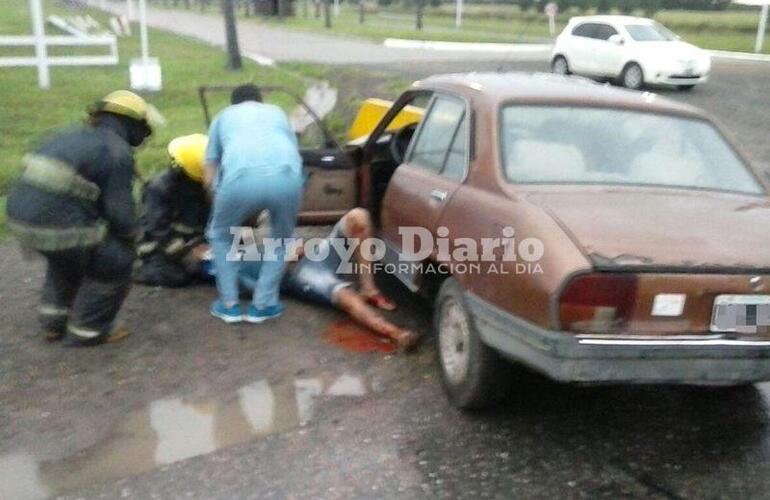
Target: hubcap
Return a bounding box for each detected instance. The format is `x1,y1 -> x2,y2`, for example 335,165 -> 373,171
625,65 -> 642,89
553,58 -> 568,74
439,298 -> 471,385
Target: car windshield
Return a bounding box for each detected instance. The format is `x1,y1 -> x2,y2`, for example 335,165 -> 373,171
500,106 -> 764,195
624,22 -> 677,41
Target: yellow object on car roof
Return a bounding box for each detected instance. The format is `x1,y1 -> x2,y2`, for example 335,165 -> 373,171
347,98 -> 424,141
168,134 -> 208,183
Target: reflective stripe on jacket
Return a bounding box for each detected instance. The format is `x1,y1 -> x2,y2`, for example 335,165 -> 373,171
7,219 -> 107,251
20,154 -> 101,202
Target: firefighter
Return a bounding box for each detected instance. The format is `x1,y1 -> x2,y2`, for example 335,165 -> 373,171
6,90 -> 163,346
133,134 -> 210,288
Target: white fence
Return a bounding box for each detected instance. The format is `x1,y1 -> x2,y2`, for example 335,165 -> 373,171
0,35 -> 118,68
0,0 -> 119,89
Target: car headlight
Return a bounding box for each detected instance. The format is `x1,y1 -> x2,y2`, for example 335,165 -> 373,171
700,55 -> 712,72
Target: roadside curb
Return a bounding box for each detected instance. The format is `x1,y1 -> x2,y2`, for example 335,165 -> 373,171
383,38 -> 553,53
708,50 -> 770,62
245,52 -> 276,67
384,38 -> 770,63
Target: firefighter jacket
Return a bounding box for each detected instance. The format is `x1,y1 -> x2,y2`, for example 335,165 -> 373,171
6,115 -> 138,251
136,167 -> 209,260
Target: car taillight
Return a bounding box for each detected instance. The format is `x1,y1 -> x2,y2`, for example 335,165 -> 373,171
558,274 -> 637,332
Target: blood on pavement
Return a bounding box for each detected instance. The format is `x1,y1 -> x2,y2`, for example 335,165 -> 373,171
323,319 -> 397,354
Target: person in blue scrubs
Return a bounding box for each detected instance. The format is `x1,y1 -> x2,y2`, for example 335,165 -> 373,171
204,84 -> 303,324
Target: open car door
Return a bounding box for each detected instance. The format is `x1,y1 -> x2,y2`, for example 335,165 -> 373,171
199,85 -> 357,224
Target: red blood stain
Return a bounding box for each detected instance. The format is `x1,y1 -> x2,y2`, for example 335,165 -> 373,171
323,319 -> 397,354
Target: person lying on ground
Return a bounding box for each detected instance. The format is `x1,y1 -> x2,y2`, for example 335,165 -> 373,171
133,134 -> 210,288
235,208 -> 420,351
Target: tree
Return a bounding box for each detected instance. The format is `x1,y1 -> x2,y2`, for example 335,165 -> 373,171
222,0 -> 242,70
640,0 -> 659,16
596,0 -> 611,12
617,0 -> 637,14
573,0 -> 591,12
518,0 -> 535,12
416,0 -> 424,30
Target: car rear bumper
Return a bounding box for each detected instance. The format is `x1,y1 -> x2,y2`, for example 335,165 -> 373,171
466,292 -> 770,384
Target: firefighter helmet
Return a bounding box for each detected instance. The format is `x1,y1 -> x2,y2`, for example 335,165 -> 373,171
168,134 -> 209,183
89,90 -> 165,130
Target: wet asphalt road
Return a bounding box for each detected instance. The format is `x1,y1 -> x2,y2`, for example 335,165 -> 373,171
2,59 -> 770,500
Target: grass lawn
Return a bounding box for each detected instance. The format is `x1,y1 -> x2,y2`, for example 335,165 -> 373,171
0,0 -> 314,199
269,6 -> 768,53
260,7 -> 556,43
204,3 -> 768,53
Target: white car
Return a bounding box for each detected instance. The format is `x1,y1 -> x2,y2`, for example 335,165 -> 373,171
551,15 -> 711,91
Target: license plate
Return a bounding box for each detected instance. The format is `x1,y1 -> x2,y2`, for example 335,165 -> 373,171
711,295 -> 770,333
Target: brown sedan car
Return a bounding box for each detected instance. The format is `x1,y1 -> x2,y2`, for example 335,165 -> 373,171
204,74 -> 770,408
347,72 -> 770,408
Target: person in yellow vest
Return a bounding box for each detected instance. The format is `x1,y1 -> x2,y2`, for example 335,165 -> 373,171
134,134 -> 211,287
6,91 -> 163,345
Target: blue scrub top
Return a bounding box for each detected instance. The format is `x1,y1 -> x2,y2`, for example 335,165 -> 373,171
205,101 -> 302,183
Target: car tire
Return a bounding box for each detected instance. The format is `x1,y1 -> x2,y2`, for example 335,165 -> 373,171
677,85 -> 696,91
434,277 -> 507,409
620,62 -> 644,90
551,55 -> 570,75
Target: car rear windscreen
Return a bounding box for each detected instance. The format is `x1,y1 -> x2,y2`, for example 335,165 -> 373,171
500,106 -> 764,195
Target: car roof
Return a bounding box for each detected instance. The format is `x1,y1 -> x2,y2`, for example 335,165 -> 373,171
414,72 -> 705,118
569,15 -> 655,25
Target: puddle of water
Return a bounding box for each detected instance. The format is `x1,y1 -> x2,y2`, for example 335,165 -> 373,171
323,319 -> 398,354
0,372 -> 367,500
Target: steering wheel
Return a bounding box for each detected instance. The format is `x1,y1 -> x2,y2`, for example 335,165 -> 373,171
388,123 -> 418,165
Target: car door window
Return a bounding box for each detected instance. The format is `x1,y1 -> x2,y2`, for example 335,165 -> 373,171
572,23 -> 597,38
594,23 -> 618,41
409,96 -> 465,174
442,113 -> 468,181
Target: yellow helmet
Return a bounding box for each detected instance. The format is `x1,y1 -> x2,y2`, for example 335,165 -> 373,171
168,134 -> 209,183
89,90 -> 165,130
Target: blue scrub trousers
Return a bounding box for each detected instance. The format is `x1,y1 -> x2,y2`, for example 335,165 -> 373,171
207,166 -> 302,308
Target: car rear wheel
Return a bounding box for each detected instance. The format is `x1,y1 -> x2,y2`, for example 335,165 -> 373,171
620,62 -> 644,90
551,55 -> 570,75
435,277 -> 506,409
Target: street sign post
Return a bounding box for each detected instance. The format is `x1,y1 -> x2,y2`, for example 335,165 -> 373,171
756,3 -> 769,52
129,0 -> 163,90
545,2 -> 558,36
733,0 -> 770,53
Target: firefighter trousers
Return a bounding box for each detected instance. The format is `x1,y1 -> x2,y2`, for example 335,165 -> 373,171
38,236 -> 135,345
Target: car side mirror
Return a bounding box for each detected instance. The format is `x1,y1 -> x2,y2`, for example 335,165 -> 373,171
608,34 -> 625,45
